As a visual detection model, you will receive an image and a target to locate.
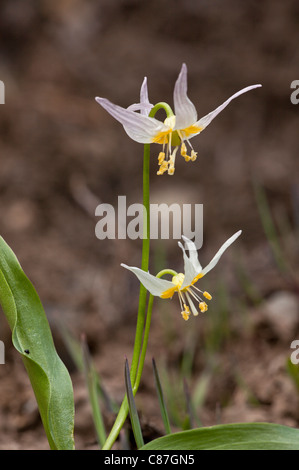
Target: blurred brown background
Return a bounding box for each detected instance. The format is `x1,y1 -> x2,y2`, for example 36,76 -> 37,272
0,0 -> 299,449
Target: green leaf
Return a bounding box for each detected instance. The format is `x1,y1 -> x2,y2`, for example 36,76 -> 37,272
125,358 -> 144,449
0,237 -> 75,450
81,334 -> 106,448
140,423 -> 299,450
253,180 -> 288,274
152,358 -> 171,435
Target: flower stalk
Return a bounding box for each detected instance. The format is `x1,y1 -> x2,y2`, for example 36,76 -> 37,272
102,103 -> 173,450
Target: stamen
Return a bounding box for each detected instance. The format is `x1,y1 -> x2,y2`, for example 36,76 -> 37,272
177,132 -> 190,162
180,142 -> 187,157
181,304 -> 190,321
178,290 -> 187,312
158,151 -> 165,165
168,147 -> 178,175
185,292 -> 199,316
203,291 -> 212,300
180,144 -> 192,162
199,302 -> 208,313
178,132 -> 198,163
178,291 -> 183,311
191,150 -> 197,161
168,158 -> 175,174
186,286 -> 202,303
157,160 -> 169,175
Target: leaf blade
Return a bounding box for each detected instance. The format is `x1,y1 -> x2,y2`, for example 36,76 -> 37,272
0,237 -> 75,450
125,358 -> 144,449
140,423 -> 299,450
152,358 -> 171,434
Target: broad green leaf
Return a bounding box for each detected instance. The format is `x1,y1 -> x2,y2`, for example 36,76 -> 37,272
0,237 -> 75,450
141,422 -> 299,450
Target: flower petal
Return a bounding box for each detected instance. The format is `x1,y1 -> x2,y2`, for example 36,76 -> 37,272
173,63 -> 198,130
127,77 -> 153,115
121,264 -> 175,297
127,102 -> 153,113
201,230 -> 242,276
181,236 -> 202,271
95,97 -> 168,143
178,237 -> 202,289
140,77 -> 153,116
194,84 -> 262,134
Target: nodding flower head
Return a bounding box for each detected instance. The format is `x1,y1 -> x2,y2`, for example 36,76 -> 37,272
96,64 -> 261,175
121,230 -> 242,321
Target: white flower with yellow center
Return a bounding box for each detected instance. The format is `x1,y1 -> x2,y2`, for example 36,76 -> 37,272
121,230 -> 241,321
95,64 -> 261,175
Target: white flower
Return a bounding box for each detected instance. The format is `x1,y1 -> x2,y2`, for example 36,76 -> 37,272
95,64 -> 261,175
121,230 -> 242,321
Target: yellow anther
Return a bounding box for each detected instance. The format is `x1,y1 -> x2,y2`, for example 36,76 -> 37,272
168,148 -> 177,175
168,156 -> 175,175
184,304 -> 190,313
181,311 -> 189,321
191,150 -> 197,161
203,291 -> 212,300
181,143 -> 191,161
181,142 -> 197,163
158,151 -> 165,165
199,302 -> 208,313
157,160 -> 168,175
181,142 -> 187,157
168,165 -> 175,175
181,304 -> 190,321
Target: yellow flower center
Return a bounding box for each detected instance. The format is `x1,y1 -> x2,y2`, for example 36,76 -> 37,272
172,272 -> 185,288
152,116 -> 176,145
160,270 -> 213,320
160,272 -> 184,299
153,117 -> 203,175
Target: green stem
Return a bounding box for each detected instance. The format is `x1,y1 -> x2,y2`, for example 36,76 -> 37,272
102,102 -> 174,450
129,143 -> 151,385
149,102 -> 174,118
102,269 -> 177,450
102,144 -> 151,451
155,269 -> 178,279
134,269 -> 177,390
134,293 -> 154,391
101,294 -> 154,450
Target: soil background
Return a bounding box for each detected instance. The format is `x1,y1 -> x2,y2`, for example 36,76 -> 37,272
0,0 -> 299,450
